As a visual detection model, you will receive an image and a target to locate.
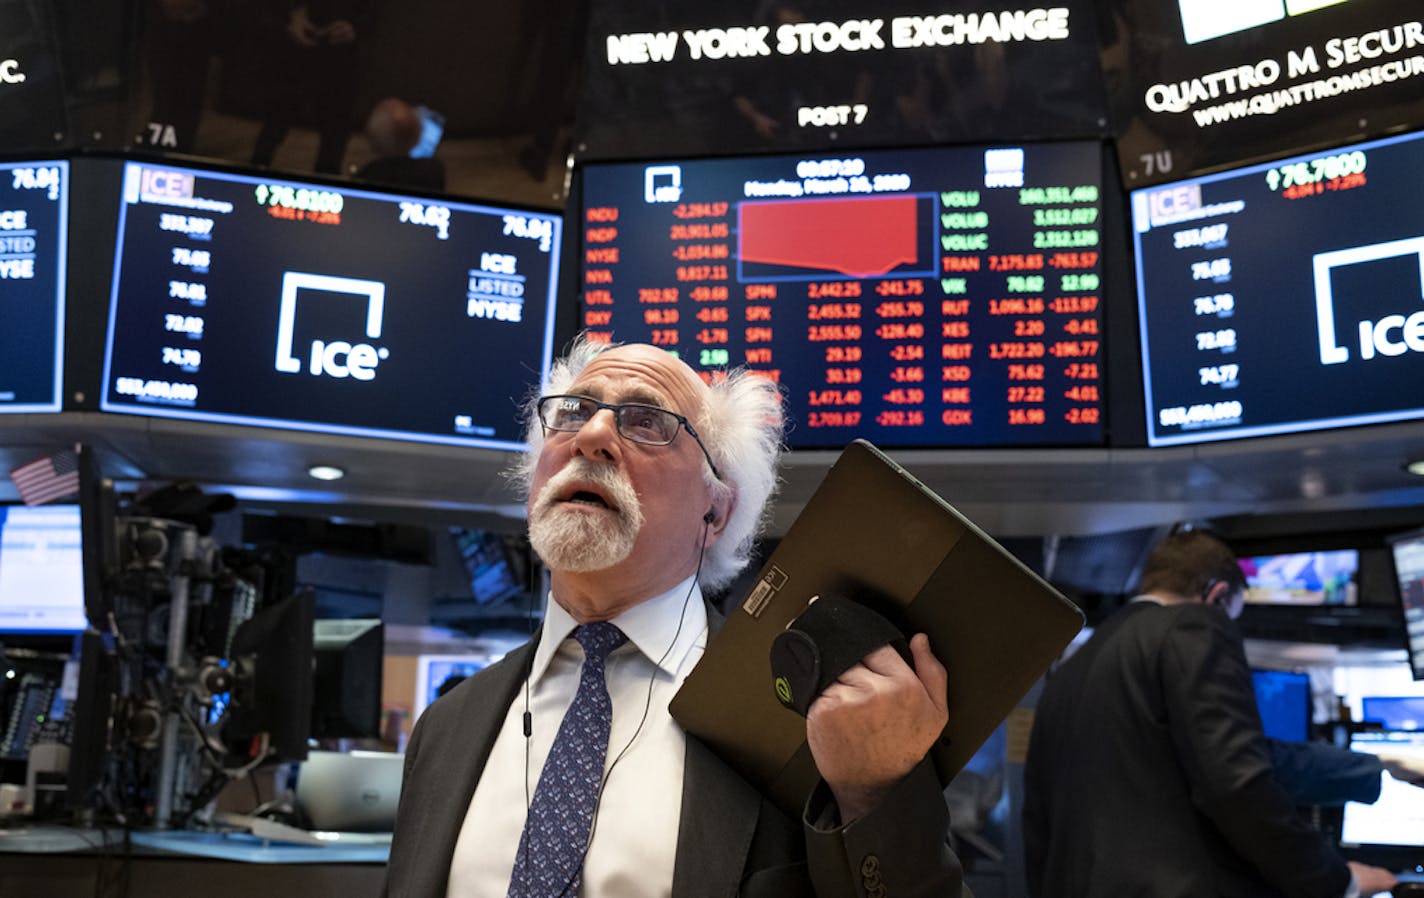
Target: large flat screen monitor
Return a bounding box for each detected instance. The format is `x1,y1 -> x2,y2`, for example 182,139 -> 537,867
0,159 -> 68,413
1340,730 -> 1424,850
1239,549 -> 1359,606
100,161 -> 563,448
578,0 -> 1108,160
1100,0 -> 1424,186
1388,526 -> 1424,681
0,504 -> 86,634
1132,128 -> 1424,446
579,142 -> 1106,448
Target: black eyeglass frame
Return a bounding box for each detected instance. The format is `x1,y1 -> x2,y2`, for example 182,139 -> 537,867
535,394 -> 722,481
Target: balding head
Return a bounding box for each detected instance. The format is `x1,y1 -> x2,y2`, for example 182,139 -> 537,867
365,98 -> 422,158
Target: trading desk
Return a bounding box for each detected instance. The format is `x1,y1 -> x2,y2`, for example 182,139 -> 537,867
0,826 -> 388,897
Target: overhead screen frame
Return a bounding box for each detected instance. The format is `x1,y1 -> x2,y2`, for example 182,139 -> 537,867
1131,126 -> 1424,447
93,155 -> 564,451
574,139 -> 1116,451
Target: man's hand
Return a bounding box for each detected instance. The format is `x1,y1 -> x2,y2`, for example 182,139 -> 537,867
286,7 -> 320,46
323,19 -> 357,44
805,633 -> 948,823
1378,753 -> 1424,788
1348,860 -> 1398,897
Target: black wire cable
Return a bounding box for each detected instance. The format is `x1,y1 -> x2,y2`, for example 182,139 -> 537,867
545,517 -> 712,898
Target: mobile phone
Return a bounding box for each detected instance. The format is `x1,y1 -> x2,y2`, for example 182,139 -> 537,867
410,105 -> 445,159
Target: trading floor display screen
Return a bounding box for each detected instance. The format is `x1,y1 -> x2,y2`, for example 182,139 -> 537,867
101,162 -> 562,448
579,0 -> 1108,160
1133,128 -> 1424,446
579,143 -> 1106,449
0,160 -> 68,413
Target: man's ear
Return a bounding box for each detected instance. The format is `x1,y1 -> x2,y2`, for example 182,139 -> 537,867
1204,580 -> 1230,607
703,489 -> 737,545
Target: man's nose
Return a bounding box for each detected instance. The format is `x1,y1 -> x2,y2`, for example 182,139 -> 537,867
573,407 -> 622,462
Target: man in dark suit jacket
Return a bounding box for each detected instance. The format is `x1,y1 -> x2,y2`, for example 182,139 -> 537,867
1021,530 -> 1397,898
383,339 -> 966,897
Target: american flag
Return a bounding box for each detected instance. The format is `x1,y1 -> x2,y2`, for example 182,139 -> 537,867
9,449 -> 81,506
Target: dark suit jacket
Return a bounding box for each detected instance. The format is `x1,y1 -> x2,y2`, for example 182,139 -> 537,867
383,630 -> 966,898
1022,602 -> 1351,898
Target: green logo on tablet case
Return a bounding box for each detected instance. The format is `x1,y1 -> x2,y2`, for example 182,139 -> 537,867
774,675 -> 792,704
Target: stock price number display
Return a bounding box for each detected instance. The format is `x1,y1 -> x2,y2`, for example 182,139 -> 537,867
1131,130 -> 1424,447
101,162 -> 562,448
0,160 -> 68,413
579,144 -> 1106,448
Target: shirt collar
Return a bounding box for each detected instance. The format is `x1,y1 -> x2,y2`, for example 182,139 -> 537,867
1130,593 -> 1169,606
529,575 -> 708,686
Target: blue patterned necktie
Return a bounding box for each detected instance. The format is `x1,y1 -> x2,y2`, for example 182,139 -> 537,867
507,621 -> 627,898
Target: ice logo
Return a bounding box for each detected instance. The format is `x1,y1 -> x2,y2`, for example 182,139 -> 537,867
645,165 -> 683,203
274,272 -> 389,381
1315,237 -> 1424,365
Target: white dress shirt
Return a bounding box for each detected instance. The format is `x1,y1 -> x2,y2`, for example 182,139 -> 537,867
446,576 -> 708,898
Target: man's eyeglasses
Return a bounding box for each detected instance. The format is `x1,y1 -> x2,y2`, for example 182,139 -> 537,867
535,394 -> 722,481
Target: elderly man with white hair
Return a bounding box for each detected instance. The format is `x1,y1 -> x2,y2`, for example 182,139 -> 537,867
384,338 -> 966,898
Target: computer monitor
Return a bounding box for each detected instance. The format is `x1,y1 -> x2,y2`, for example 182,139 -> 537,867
65,630 -> 118,810
1340,730 -> 1424,851
1388,527 -> 1424,681
1238,550 -> 1359,607
0,504 -> 87,634
413,654 -> 491,722
1362,697 -> 1424,732
1250,669 -> 1312,743
225,590 -> 316,763
311,618 -> 383,740
452,528 -> 520,605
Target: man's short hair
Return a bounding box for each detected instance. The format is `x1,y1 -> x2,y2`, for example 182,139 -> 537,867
1136,530 -> 1245,599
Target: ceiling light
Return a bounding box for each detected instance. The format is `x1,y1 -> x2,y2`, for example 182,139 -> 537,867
307,465 -> 346,481
1406,458 -> 1424,477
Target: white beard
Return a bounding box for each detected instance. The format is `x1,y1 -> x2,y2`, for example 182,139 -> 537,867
528,459 -> 644,572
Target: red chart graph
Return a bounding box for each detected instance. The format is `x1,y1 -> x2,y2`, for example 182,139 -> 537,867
738,195 -> 928,278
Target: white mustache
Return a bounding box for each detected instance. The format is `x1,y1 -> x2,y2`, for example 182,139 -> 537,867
532,458 -> 642,524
